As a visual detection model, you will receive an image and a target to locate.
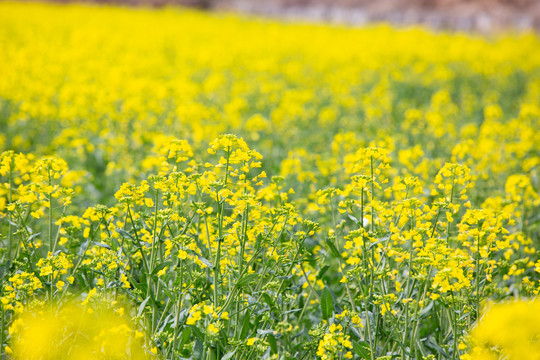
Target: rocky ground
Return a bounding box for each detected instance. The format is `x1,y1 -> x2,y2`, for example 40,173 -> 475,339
49,0 -> 540,32
219,0 -> 540,32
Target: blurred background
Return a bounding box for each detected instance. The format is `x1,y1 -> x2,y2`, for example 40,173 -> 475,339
43,0 -> 540,32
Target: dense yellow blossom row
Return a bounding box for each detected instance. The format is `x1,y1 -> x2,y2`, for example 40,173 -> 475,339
0,2 -> 539,359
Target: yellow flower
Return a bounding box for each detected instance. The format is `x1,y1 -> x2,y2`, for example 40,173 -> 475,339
56,281 -> 65,290
207,323 -> 219,336
186,310 -> 201,325
157,267 -> 167,277
466,299 -> 540,359
178,249 -> 188,260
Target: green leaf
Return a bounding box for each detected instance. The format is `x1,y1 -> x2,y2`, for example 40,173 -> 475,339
260,292 -> 276,311
348,214 -> 359,224
419,300 -> 434,319
94,242 -> 111,250
320,287 -> 333,320
180,326 -> 191,348
221,350 -> 236,360
188,325 -> 205,341
317,265 -> 330,279
137,296 -> 151,316
116,228 -> 135,241
158,279 -> 174,299
424,336 -> 449,359
239,309 -> 251,340
267,334 -> 278,353
152,261 -> 172,276
283,308 -> 301,315
325,238 -> 341,259
256,329 -> 276,336
254,233 -> 263,250
192,337 -> 203,359
353,341 -> 372,359
237,273 -> 258,287
197,256 -> 213,269
252,314 -> 262,333
368,236 -> 389,250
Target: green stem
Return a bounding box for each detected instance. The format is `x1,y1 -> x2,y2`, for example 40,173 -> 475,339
359,187 -> 375,360
48,172 -> 53,251
475,235 -> 481,320
330,197 -> 356,311
126,204 -> 150,275
370,156 -> 375,233
7,167 -> 13,269
149,190 -> 160,271
170,263 -> 185,357
1,306 -> 4,357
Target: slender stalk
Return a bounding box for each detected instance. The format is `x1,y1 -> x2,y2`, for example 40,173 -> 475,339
148,189 -> 160,330
330,197 -> 356,311
126,204 -> 150,274
370,156 -> 375,233
299,263 -> 321,302
169,264 -> 184,357
149,189 -> 160,271
48,171 -> 54,251
7,167 -> 13,268
451,293 -> 459,360
446,171 -> 456,240
213,147 -> 230,310
475,235 -> 481,320
0,306 -> 4,358
360,188 -> 375,360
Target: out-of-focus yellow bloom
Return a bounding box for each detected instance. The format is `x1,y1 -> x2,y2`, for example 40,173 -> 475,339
464,299 -> 540,360
55,281 -> 65,290
207,323 -> 219,336
9,303 -> 147,360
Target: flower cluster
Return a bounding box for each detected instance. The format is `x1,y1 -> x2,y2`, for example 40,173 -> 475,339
0,3 -> 539,359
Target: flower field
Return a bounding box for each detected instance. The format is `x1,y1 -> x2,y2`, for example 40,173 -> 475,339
1,2 -> 540,359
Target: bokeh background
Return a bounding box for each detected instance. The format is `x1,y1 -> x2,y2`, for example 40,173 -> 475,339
39,0 -> 540,32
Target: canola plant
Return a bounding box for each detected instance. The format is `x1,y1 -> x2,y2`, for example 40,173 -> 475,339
0,2 -> 539,359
